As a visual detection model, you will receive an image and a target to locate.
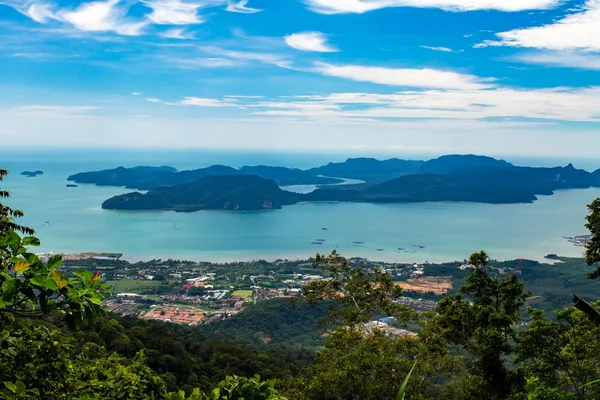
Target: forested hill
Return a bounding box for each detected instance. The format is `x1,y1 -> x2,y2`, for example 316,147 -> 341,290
102,175 -> 300,211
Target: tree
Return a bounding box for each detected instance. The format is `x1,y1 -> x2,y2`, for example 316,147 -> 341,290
433,251 -> 531,400
572,199 -> 600,325
300,251 -> 453,400
0,170 -> 34,236
302,250 -> 413,328
515,304 -> 600,399
585,198 -> 600,279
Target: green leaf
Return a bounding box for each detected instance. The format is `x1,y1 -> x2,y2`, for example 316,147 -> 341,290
396,361 -> 417,400
580,378 -> 600,389
21,236 -> 40,247
3,382 -> 16,393
1,278 -> 20,301
30,276 -> 58,291
73,270 -> 93,283
46,254 -> 63,270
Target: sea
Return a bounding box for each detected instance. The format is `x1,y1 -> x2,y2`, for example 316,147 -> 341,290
2,149 -> 600,264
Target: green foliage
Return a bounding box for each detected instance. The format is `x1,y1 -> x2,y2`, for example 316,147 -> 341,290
71,348 -> 167,399
516,304 -> 600,399
433,251 -> 531,400
299,251 -> 455,400
507,376 -> 575,400
303,251 -> 413,328
201,298 -> 329,347
0,229 -> 110,328
585,198 -> 600,279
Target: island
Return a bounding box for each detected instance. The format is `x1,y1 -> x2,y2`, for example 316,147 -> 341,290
66,184 -> 78,187
21,170 -> 44,177
102,175 -> 300,212
69,165 -> 342,189
91,154 -> 600,211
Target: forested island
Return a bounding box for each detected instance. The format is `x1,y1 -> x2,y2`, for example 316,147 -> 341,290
85,154 -> 600,212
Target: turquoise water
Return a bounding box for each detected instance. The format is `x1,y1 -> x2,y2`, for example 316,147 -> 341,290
2,151 -> 599,263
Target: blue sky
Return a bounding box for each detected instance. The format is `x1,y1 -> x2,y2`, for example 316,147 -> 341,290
1,0 -> 600,157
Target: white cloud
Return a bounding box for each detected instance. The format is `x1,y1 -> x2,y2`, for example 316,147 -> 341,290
303,0 -> 561,14
226,0 -> 261,13
313,62 -> 495,90
132,92 -> 143,95
510,51 -> 600,70
285,31 -> 338,52
27,2 -> 57,22
421,45 -> 454,52
1,0 -> 262,36
243,87 -> 600,122
59,0 -> 148,35
180,97 -> 238,106
146,96 -> 239,107
142,0 -> 206,25
160,28 -> 194,39
199,46 -> 287,66
482,0 -> 600,51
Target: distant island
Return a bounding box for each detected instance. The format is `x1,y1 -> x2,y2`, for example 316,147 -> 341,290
68,165 -> 342,189
78,154 -> 600,212
21,170 -> 44,177
66,184 -> 78,188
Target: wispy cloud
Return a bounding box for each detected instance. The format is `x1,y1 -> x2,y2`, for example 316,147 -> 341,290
313,62 -> 495,90
285,31 -> 338,52
226,0 -> 261,13
59,0 -> 149,35
509,51 -> 600,71
479,0 -> 600,51
146,96 -> 240,107
420,45 -> 454,52
160,28 -> 194,39
142,0 -> 208,25
303,0 -> 561,14
142,84 -> 600,124
0,0 -> 262,37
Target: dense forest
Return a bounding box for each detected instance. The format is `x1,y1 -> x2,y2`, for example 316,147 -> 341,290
2,168 -> 600,399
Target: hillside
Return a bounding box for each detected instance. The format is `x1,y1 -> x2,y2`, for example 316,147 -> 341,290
102,175 -> 300,211
307,157 -> 423,182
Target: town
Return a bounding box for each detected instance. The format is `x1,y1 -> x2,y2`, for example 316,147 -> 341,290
52,253 -> 471,327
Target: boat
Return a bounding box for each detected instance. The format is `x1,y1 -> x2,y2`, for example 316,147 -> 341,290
353,241 -> 365,244
315,239 -> 326,242
377,249 -> 384,251
311,241 -> 323,245
321,227 -> 328,230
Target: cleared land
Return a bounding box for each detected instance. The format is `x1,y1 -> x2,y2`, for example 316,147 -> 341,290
105,280 -> 161,294
396,276 -> 453,295
233,290 -> 253,300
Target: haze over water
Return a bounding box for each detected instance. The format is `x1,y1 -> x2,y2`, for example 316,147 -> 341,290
2,150 -> 599,263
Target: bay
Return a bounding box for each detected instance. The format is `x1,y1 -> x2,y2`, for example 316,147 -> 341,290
1,150 -> 599,263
